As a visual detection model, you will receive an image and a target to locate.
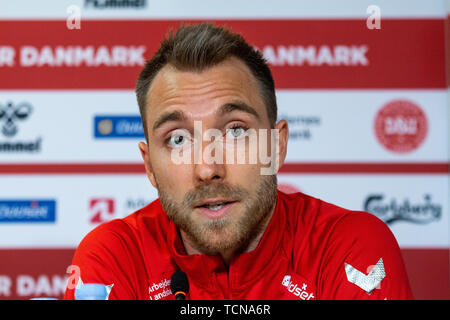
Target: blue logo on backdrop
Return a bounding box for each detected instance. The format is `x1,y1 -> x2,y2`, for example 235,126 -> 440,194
0,200 -> 56,223
94,115 -> 144,138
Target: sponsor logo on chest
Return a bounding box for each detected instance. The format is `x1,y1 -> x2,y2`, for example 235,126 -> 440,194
148,278 -> 172,300
282,275 -> 315,300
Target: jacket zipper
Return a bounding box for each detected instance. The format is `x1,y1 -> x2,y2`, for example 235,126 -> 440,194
225,271 -> 231,299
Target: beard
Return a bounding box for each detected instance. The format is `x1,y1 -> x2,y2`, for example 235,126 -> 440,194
157,174 -> 278,256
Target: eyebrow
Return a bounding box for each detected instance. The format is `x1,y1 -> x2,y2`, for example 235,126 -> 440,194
152,110 -> 187,132
218,101 -> 260,120
152,101 -> 260,133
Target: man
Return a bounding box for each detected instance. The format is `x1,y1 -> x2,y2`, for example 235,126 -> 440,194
64,23 -> 413,300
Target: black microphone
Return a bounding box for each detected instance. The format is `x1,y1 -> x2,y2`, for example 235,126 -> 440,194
170,270 -> 189,300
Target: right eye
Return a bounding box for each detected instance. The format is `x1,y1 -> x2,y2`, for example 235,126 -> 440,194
166,130 -> 191,148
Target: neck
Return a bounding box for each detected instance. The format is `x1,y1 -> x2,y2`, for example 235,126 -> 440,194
180,203 -> 276,267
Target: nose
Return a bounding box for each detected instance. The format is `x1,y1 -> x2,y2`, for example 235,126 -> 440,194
193,139 -> 226,184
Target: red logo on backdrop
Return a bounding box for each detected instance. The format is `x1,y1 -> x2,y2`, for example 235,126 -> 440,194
89,198 -> 115,224
278,183 -> 301,194
374,100 -> 428,153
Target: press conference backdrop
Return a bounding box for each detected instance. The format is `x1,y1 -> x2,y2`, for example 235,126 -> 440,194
0,0 -> 449,300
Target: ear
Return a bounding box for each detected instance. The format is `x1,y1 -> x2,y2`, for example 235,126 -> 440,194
138,141 -> 157,189
274,120 -> 289,172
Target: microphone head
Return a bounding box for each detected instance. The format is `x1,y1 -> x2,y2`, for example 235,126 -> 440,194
170,270 -> 189,297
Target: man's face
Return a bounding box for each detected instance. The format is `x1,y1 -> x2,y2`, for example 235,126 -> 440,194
139,57 -> 287,255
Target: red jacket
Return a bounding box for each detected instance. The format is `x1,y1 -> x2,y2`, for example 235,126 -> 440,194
64,191 -> 413,300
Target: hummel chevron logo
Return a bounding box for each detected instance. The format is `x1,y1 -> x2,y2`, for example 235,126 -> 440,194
344,258 -> 386,294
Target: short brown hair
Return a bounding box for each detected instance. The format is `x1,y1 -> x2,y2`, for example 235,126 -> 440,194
135,23 -> 277,141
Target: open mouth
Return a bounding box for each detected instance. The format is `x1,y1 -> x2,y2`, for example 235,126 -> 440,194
197,201 -> 233,210
194,199 -> 238,218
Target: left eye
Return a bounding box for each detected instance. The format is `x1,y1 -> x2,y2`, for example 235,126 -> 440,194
226,126 -> 246,139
